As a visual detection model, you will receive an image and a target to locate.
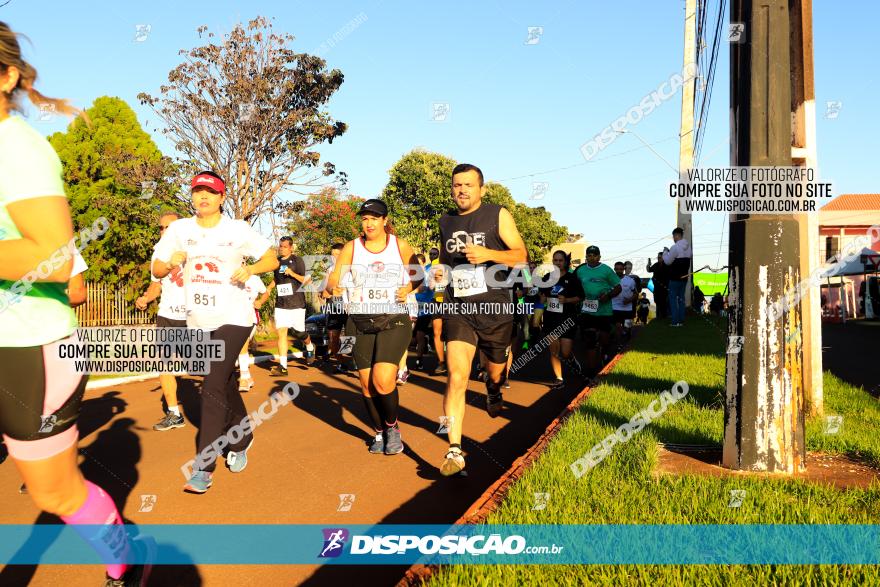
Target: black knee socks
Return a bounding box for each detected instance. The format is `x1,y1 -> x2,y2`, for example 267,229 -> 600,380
362,394 -> 383,432
376,388 -> 400,428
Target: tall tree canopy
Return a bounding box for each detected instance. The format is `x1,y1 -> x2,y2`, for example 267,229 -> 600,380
138,16 -> 348,223
380,149 -> 457,253
284,187 -> 364,256
49,96 -> 185,299
381,149 -> 568,262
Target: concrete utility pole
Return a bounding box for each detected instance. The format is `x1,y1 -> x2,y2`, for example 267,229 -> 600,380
678,0 -> 697,306
789,0 -> 823,417
723,0 -> 806,473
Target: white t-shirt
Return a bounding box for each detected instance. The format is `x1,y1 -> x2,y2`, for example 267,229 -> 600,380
150,250 -> 187,321
0,116 -> 77,347
71,249 -> 88,277
152,216 -> 272,330
243,274 -> 267,325
612,274 -> 637,311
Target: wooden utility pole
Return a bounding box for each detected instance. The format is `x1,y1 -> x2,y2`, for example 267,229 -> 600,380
678,0 -> 697,305
723,0 -> 806,473
790,0 -> 823,417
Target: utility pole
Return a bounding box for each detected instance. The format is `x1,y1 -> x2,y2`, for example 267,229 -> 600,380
790,0 -> 823,417
723,0 -> 806,473
678,0 -> 697,306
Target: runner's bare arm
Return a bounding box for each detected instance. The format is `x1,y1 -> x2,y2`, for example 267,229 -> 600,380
395,239 -> 422,302
399,239 -> 423,293
152,251 -> 186,279
136,281 -> 162,310
325,241 -> 354,294
462,207 -> 527,267
1,196 -> 74,282
255,288 -> 271,309
232,248 -> 278,283
67,274 -> 86,307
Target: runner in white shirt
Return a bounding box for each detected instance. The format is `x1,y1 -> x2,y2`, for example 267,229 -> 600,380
136,211 -> 189,432
611,261 -> 637,349
324,199 -> 421,457
238,272 -> 269,391
152,171 -> 278,494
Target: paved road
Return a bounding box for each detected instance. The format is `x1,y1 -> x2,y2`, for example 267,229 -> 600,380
822,320 -> 880,397
0,343 -> 582,587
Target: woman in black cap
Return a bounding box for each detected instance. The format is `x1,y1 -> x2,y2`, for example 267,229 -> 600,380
324,199 -> 422,456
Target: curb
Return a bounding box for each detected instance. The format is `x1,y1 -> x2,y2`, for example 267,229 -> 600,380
396,346 -> 629,587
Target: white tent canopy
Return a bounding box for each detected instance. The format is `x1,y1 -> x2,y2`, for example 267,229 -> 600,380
822,247 -> 880,278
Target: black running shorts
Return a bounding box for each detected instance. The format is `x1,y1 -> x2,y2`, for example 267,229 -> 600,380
0,336 -> 88,461
542,313 -> 578,340
348,315 -> 412,370
578,314 -> 613,334
443,316 -> 513,365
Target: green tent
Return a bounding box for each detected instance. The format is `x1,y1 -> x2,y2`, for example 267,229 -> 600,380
693,272 -> 728,296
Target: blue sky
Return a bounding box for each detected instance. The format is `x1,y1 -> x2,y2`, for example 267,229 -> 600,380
3,0 -> 876,269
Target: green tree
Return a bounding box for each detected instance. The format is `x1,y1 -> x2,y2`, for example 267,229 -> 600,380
284,187 -> 364,256
382,150 -> 568,261
484,182 -> 568,263
49,96 -> 186,301
381,149 -> 457,252
138,16 -> 347,223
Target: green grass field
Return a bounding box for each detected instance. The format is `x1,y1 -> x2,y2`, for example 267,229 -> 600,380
428,316 -> 880,586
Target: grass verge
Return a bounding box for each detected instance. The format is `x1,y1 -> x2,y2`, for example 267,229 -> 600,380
428,316 -> 880,586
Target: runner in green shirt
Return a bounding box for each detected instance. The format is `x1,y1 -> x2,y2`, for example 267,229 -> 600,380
573,245 -> 621,375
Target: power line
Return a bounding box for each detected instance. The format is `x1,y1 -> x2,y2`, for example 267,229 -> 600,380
496,136 -> 678,182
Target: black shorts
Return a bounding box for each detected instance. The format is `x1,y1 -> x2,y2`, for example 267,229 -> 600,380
156,315 -> 187,329
443,316 -> 513,365
612,309 -> 635,323
348,315 -> 412,370
542,313 -> 578,340
578,314 -> 613,334
414,314 -> 433,333
0,336 -> 88,460
327,313 -> 348,331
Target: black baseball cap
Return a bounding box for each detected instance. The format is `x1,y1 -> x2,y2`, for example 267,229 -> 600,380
357,199 -> 388,217
586,245 -> 601,255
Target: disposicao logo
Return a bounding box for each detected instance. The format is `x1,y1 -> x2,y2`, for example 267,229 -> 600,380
318,528 -> 349,558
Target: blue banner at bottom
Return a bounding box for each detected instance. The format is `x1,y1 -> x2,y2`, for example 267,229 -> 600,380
0,524 -> 878,565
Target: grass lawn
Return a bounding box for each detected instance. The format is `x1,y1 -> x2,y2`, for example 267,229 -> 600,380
428,316 -> 880,586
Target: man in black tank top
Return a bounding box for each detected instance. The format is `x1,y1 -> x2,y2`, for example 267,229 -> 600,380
437,163 -> 528,477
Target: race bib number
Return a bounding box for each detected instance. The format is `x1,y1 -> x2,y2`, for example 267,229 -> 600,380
364,287 -> 391,302
277,283 -> 293,297
547,297 -> 563,313
582,299 -> 599,313
190,291 -> 219,308
451,267 -> 488,297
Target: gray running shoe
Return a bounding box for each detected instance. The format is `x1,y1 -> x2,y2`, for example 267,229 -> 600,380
384,424 -> 404,455
153,412 -> 184,431
183,471 -> 213,494
368,432 -> 384,454
226,438 -> 253,473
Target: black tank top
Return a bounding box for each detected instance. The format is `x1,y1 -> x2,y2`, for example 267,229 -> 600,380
439,203 -> 510,302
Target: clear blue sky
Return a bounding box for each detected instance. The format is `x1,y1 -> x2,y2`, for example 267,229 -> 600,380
3,0 -> 876,269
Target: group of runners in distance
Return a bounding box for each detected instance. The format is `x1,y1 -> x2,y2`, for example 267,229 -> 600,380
0,19 -> 655,586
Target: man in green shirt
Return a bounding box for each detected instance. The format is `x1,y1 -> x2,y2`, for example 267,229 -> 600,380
573,245 -> 621,375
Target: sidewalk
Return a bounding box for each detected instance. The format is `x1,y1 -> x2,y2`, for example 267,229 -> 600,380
0,342 -> 582,587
